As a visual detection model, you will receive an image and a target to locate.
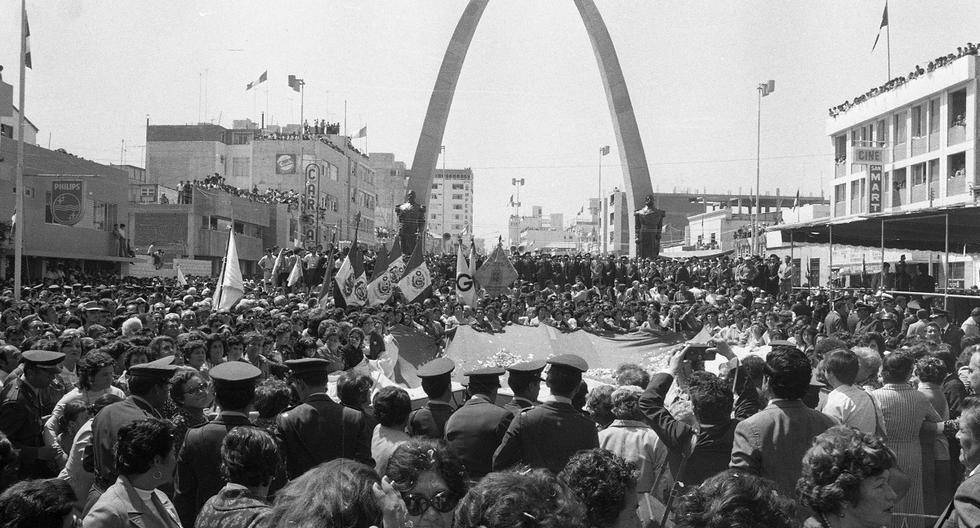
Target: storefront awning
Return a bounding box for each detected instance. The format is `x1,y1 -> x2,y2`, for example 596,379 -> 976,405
767,205 -> 980,253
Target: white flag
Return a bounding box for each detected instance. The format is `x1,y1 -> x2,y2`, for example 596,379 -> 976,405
212,231 -> 244,311
175,264 -> 187,286
455,244 -> 475,306
287,254 -> 304,287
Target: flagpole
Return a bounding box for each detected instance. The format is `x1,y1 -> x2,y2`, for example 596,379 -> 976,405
599,146 -> 604,256
14,0 -> 27,301
885,1 -> 891,80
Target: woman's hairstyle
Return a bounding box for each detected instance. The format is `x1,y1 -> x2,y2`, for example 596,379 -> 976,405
372,386 -> 411,428
609,385 -> 643,421
797,425 -> 896,516
335,371 -> 373,407
254,378 -> 293,420
122,346 -> 150,369
180,339 -> 206,360
560,449 -> 637,528
168,367 -> 205,405
220,426 -> 281,487
915,355 -> 948,384
851,346 -> 883,385
205,333 -> 225,359
881,352 -> 915,384
148,335 -> 175,358
0,478 -> 76,528
76,350 -> 115,390
613,363 -> 649,388
454,467 -> 587,528
115,418 -> 175,476
384,439 -> 467,497
822,348 -> 859,385
585,385 -> 616,427
267,458 -> 381,528
57,400 -> 88,434
674,469 -> 797,528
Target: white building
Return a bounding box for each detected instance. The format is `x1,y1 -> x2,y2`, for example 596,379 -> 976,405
428,167 -> 473,237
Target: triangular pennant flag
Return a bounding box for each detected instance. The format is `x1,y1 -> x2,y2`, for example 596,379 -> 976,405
474,242 -> 518,296
348,243 -> 368,306
287,252 -> 304,287
366,242 -> 393,307
270,248 -> 285,288
212,231 -> 244,311
397,236 -> 431,303
872,2 -> 888,52
175,264 -> 187,287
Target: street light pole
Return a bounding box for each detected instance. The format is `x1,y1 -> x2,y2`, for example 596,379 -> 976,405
752,80 -> 774,256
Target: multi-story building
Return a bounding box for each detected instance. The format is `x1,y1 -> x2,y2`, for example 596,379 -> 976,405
367,152 -> 407,241
828,54 -> 978,217
428,167 -> 473,237
146,123 -> 377,248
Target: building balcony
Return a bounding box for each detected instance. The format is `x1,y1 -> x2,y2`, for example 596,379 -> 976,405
910,183 -> 927,203
893,142 -> 907,162
834,202 -> 846,216
911,136 -> 928,157
835,162 -> 847,179
891,187 -> 906,208
948,174 -> 967,196
949,124 -> 966,145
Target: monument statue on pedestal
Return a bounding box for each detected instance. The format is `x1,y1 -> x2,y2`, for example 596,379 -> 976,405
395,190 -> 427,256
634,194 -> 666,259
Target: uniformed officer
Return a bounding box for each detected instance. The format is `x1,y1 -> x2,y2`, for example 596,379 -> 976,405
406,357 -> 456,439
89,356 -> 176,508
0,350 -> 64,481
503,359 -> 545,415
493,354 -> 599,474
174,361 -> 261,527
274,358 -> 373,479
444,366 -> 513,480
853,301 -> 883,335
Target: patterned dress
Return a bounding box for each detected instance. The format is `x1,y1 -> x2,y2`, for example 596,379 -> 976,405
193,483 -> 271,528
871,383 -> 941,526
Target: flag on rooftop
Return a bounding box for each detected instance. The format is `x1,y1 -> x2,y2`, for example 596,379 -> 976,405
354,125 -> 367,139
872,2 -> 889,52
23,7 -> 31,70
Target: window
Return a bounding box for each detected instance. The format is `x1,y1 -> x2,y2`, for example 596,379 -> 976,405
452,194 -> 463,200
912,163 -> 926,185
452,183 -> 464,190
453,214 -> 461,220
949,89 -> 967,127
808,258 -> 820,286
232,157 -> 249,179
431,194 -> 438,201
432,183 -> 439,189
233,221 -> 244,234
911,105 -> 924,137
894,111 -> 907,143
834,135 -> 846,163
431,214 -> 437,220
929,98 -> 940,134
92,201 -> 107,231
327,163 -> 339,181
876,119 -> 887,144
453,204 -> 463,210
232,133 -> 250,145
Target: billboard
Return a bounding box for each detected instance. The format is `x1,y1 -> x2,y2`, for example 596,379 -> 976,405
50,181 -> 84,226
868,165 -> 883,214
275,153 -> 297,174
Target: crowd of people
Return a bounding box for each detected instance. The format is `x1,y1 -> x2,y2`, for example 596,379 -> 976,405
1,249 -> 980,527
176,176 -> 302,207
828,41 -> 979,118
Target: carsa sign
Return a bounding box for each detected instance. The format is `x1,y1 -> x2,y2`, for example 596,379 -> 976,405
51,181 -> 84,226
868,165 -> 882,214
853,148 -> 884,165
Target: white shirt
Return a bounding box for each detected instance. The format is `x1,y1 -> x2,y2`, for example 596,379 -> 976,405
822,384 -> 876,434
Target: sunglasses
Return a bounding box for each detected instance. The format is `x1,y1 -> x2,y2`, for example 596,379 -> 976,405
401,490 -> 459,516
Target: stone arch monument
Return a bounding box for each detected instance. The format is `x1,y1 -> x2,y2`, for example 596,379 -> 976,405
404,0 -> 655,256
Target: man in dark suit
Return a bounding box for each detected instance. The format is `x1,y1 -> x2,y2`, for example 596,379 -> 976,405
174,362 -> 261,527
502,360 -> 545,415
0,350 -> 64,482
406,357 -> 456,439
936,397 -> 980,528
444,367 -> 513,480
89,357 -> 176,509
274,358 -> 373,479
493,354 -> 599,474
729,345 -> 837,498
934,309 -> 966,357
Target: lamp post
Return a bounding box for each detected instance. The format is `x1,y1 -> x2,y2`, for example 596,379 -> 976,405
752,80 -> 775,256
511,177 -> 524,247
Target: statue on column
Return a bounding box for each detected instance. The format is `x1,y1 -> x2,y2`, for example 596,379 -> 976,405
634,194 -> 666,259
395,190 -> 427,256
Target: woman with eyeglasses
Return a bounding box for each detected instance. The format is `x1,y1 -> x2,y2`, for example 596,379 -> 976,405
83,418 -> 181,528
168,367 -> 213,452
383,438 -> 468,528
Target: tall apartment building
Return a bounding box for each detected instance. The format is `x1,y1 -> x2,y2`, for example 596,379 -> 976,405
367,152 -> 407,239
428,168 -> 474,237
146,123 -> 377,247
828,54 -> 978,218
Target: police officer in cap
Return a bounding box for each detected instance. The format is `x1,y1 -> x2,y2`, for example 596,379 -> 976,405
274,358 -> 373,479
444,366 -> 513,480
853,301 -> 882,335
503,360 -> 546,415
0,350 -> 64,480
90,357 -> 177,508
493,354 -> 599,474
174,361 -> 260,527
406,357 -> 456,439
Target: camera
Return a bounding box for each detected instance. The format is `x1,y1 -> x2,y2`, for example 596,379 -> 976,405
683,343 -> 716,363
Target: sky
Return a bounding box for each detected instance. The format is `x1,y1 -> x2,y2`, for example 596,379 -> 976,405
2,1 -> 979,243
